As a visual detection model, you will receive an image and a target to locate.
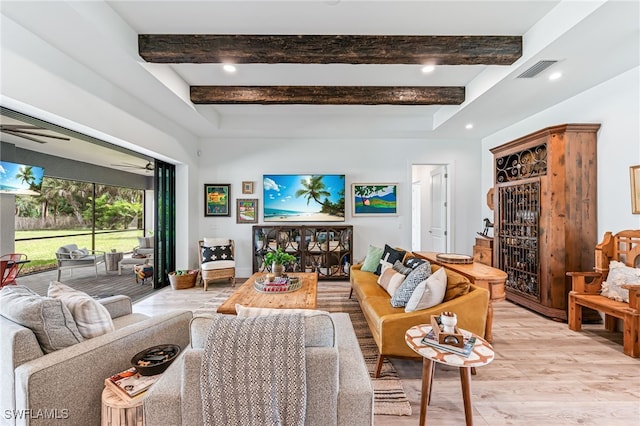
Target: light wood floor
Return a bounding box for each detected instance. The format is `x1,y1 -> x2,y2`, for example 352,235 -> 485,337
134,280 -> 640,425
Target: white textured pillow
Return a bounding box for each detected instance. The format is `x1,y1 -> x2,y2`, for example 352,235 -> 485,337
203,237 -> 230,247
601,260 -> 640,303
377,267 -> 406,296
0,285 -> 84,353
405,267 -> 448,312
48,281 -> 115,339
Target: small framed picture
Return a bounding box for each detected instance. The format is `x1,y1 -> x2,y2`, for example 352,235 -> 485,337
242,181 -> 254,194
352,183 -> 399,216
204,184 -> 231,217
237,198 -> 258,223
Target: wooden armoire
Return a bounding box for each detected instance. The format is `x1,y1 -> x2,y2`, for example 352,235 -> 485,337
491,124 -> 600,321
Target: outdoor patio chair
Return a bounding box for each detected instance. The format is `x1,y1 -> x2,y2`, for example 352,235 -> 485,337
0,253 -> 28,287
55,244 -> 106,280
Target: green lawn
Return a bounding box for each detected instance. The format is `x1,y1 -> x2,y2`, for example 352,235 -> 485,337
15,229 -> 143,273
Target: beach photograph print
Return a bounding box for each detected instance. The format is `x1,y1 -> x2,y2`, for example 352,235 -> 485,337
263,174 -> 345,222
204,183 -> 230,217
352,183 -> 398,216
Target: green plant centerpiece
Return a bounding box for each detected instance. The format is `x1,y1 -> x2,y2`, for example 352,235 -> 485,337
264,248 -> 297,277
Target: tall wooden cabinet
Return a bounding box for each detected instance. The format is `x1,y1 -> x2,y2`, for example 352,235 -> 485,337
252,225 -> 353,280
491,124 -> 600,321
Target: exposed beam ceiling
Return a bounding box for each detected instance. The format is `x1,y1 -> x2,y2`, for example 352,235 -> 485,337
138,34 -> 522,65
142,34 -> 516,105
191,86 -> 464,105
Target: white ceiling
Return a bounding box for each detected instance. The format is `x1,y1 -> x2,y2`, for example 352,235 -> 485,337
1,1 -> 639,169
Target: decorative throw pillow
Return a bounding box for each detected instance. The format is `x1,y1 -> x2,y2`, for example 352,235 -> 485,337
442,268 -> 471,301
375,244 -> 407,275
404,256 -> 427,270
392,260 -> 413,276
137,236 -> 154,249
361,245 -> 384,272
601,260 -> 640,303
0,285 -> 84,353
70,248 -> 89,259
48,281 -> 115,339
377,265 -> 407,297
405,268 -> 448,312
390,262 -> 432,308
202,245 -> 234,263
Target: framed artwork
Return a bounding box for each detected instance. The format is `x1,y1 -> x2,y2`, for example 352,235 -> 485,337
204,184 -> 231,217
631,165 -> 640,214
237,198 -> 258,223
352,183 -> 398,216
242,181 -> 254,194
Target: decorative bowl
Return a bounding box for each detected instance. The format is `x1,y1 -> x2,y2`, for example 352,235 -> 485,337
131,344 -> 181,376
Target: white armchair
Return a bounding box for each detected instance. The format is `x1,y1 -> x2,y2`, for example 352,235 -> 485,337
55,244 -> 106,280
198,238 -> 235,290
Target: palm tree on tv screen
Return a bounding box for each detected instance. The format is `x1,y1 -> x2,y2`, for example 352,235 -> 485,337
295,175 -> 343,215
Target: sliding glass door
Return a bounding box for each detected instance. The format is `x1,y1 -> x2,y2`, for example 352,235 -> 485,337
153,160 -> 175,289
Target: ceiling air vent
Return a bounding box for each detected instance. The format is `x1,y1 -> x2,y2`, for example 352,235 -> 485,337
517,60 -> 558,78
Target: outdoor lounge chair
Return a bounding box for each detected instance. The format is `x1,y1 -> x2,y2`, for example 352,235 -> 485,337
55,244 -> 106,280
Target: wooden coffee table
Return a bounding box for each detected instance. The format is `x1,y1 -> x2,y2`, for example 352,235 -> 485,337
216,272 -> 318,315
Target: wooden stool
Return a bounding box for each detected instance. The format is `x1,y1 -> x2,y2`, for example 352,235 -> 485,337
101,386 -> 144,426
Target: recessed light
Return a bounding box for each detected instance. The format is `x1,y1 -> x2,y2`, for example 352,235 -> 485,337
421,65 -> 435,73
548,71 -> 562,81
465,123 -> 474,130
223,64 -> 237,73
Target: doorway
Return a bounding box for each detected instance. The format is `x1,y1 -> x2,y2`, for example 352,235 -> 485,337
411,164 -> 451,252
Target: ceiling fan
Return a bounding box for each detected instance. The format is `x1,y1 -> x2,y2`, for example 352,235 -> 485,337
111,161 -> 155,172
0,124 -> 71,144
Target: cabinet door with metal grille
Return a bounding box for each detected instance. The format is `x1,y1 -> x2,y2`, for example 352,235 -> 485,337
496,180 -> 540,300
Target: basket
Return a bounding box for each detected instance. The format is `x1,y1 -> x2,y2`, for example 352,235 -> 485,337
169,271 -> 197,290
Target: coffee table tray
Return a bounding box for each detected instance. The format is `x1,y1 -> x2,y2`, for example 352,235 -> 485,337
254,276 -> 302,293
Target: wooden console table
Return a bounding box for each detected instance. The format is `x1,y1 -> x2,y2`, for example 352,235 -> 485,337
414,251 -> 507,342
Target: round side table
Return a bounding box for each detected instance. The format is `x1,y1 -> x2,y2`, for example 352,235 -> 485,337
101,386 -> 144,426
405,325 -> 494,426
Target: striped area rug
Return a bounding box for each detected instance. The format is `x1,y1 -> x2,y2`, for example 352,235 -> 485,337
196,280 -> 412,416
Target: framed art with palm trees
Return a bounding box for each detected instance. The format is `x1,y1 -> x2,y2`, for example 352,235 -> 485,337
352,183 -> 398,216
262,174 -> 345,222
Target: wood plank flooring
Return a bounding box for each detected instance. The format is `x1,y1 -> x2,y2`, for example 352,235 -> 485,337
134,280 -> 640,425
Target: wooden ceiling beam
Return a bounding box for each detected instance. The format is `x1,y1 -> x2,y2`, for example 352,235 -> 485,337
190,86 -> 465,105
139,35 -> 521,65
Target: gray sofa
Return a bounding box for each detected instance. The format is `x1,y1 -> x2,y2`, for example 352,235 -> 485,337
144,312 -> 374,426
1,294 -> 192,426
55,243 -> 106,280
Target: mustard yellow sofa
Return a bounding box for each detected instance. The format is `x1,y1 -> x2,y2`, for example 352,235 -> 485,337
350,259 -> 489,377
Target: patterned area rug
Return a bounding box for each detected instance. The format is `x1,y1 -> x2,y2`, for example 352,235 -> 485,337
196,281 -> 412,416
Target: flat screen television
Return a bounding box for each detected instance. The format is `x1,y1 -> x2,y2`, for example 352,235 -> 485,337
0,160 -> 45,195
263,174 -> 345,222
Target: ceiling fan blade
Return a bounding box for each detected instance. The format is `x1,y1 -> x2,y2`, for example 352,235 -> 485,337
2,128 -> 70,141
1,129 -> 48,144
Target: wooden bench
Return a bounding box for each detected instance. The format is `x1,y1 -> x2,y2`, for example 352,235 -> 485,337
567,230 -> 640,357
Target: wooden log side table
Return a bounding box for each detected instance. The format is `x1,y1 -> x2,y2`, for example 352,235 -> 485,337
413,251 -> 507,342
405,324 -> 494,426
101,386 -> 144,426
105,252 -> 124,272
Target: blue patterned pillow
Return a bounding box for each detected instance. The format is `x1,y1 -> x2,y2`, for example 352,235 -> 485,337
390,262 -> 432,308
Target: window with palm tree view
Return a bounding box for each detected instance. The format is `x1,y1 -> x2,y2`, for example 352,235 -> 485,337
15,177 -> 145,274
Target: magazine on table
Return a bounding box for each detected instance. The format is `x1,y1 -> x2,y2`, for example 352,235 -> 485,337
421,328 -> 477,357
104,367 -> 161,401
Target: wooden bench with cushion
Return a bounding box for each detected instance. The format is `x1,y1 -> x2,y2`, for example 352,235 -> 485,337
567,229 -> 640,357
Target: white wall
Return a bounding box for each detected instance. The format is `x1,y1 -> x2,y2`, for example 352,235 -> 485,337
481,66 -> 640,238
197,137 -> 481,277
